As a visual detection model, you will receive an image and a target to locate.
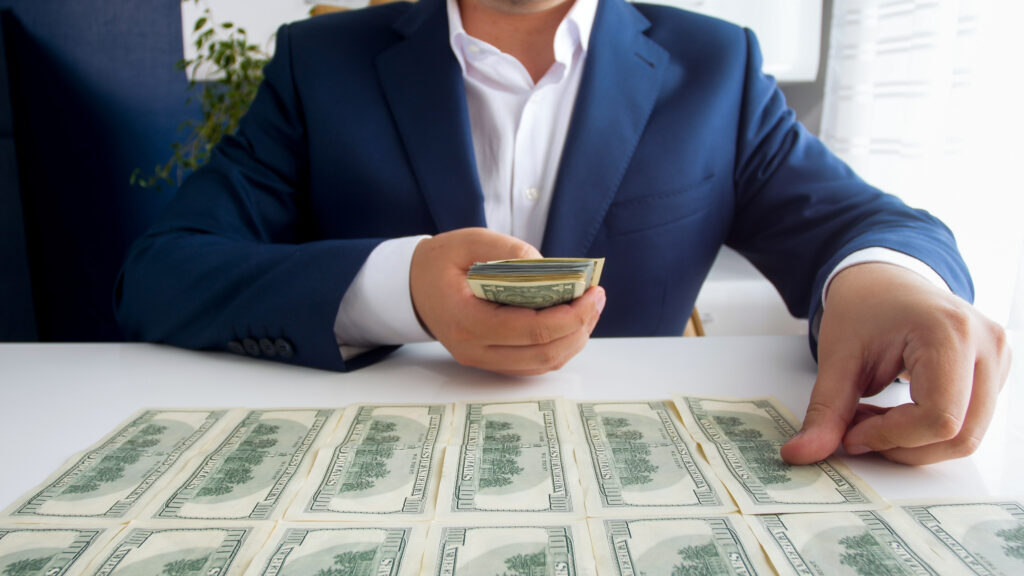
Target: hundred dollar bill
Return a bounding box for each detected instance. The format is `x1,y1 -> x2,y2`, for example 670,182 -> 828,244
568,401 -> 734,517
673,396 -> 884,514
84,522 -> 273,576
1,409 -> 244,523
286,404 -> 450,521
587,516 -> 774,576
0,525 -> 123,576
142,409 -> 340,521
467,258 -> 604,309
745,511 -> 972,576
898,499 -> 1024,576
419,523 -> 596,576
243,523 -> 427,576
435,400 -> 583,519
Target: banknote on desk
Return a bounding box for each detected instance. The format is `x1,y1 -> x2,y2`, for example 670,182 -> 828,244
467,258 -> 604,309
673,396 -> 885,514
435,399 -> 585,520
244,522 -> 427,576
0,524 -> 124,576
588,516 -> 775,576
0,409 -> 245,524
746,510 -> 974,576
141,409 -> 340,521
566,400 -> 735,517
287,404 -> 450,522
897,498 -> 1024,576
83,521 -> 273,576
419,522 -> 596,576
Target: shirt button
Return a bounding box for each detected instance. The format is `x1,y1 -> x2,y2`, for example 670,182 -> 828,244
525,187 -> 539,201
467,43 -> 480,55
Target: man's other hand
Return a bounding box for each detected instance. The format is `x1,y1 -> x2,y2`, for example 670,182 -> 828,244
410,228 -> 606,376
781,262 -> 1011,465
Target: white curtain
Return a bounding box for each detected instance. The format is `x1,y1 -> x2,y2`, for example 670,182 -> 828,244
821,0 -> 1024,327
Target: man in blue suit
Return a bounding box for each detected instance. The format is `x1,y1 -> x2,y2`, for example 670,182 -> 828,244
116,0 -> 1009,465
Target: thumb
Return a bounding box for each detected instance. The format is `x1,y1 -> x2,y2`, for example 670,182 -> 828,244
459,228 -> 541,263
780,353 -> 862,464
517,241 -> 542,260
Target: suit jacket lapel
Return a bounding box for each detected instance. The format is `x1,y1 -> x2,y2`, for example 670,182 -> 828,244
375,0 -> 486,233
541,0 -> 667,256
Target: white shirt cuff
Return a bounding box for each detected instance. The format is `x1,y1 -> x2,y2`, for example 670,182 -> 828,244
822,247 -> 952,308
334,235 -> 434,359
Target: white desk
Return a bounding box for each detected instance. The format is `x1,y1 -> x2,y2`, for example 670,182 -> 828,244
1,336 -> 1021,508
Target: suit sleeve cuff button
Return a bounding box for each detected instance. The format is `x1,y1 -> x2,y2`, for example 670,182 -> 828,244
259,338 -> 277,357
243,338 -> 261,356
275,338 -> 294,359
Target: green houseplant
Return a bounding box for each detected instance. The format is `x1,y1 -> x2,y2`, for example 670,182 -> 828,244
132,0 -> 270,189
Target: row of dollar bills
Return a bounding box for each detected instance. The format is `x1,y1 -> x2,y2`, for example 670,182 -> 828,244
1,397 -> 1021,575
467,258 -> 605,308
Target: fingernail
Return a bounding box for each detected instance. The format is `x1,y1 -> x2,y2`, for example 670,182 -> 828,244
596,291 -> 606,313
847,445 -> 871,455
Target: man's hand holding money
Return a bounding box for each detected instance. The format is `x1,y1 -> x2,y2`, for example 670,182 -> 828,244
410,228 -> 606,376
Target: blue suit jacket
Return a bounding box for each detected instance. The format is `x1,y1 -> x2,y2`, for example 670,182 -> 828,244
115,0 -> 972,371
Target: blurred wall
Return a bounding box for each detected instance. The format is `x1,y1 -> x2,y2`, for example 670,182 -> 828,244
781,0 -> 831,136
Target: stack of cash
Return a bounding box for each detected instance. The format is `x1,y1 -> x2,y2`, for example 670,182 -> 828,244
1,399 -> 1021,576
467,257 -> 605,309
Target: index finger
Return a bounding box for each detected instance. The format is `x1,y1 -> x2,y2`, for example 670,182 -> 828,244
467,286 -> 606,347
843,337 -> 975,452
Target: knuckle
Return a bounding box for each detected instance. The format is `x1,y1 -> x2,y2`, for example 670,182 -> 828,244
988,321 -> 1009,356
446,344 -> 487,371
535,347 -> 560,369
926,410 -> 963,441
577,306 -> 590,326
803,400 -> 843,425
514,242 -> 536,259
1002,347 -> 1014,388
937,305 -> 972,340
950,433 -> 983,458
873,426 -> 901,452
531,324 -> 555,346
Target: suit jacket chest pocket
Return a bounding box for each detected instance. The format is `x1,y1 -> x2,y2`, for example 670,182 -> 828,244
603,173 -> 718,238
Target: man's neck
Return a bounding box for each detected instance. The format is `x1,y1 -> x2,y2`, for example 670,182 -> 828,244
458,0 -> 576,83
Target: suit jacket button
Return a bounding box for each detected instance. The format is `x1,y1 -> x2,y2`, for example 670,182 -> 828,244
259,338 -> 276,357
243,338 -> 261,356
275,338 -> 294,359
228,340 -> 245,355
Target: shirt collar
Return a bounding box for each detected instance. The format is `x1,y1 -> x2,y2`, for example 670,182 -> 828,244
446,0 -> 597,76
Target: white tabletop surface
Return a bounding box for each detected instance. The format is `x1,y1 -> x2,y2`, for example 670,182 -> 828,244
1,336 -> 1021,509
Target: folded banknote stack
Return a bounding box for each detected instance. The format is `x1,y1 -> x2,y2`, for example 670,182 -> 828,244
467,257 -> 605,309
1,398 -> 1020,576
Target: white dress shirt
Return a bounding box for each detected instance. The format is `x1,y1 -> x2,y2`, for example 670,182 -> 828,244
333,0 -> 949,357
